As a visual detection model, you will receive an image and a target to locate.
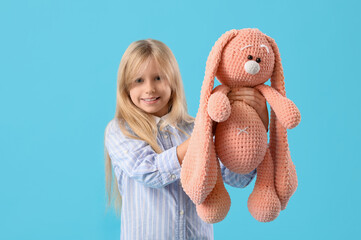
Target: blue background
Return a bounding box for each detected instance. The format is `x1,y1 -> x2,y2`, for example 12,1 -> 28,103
1,0 -> 360,239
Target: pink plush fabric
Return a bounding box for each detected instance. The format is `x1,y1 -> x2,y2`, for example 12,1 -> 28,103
196,161 -> 231,223
180,28 -> 301,223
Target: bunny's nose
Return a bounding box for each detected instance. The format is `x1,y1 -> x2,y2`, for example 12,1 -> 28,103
244,61 -> 260,75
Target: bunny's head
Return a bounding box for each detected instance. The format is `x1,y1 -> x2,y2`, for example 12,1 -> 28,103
217,29 -> 275,87
200,28 -> 286,108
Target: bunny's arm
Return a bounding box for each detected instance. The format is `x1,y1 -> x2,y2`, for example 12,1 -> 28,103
207,85 -> 231,122
255,84 -> 301,129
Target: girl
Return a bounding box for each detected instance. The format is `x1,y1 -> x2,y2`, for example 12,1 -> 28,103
104,39 -> 269,240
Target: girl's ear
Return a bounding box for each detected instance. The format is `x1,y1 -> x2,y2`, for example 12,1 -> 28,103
169,89 -> 174,101
168,93 -> 174,112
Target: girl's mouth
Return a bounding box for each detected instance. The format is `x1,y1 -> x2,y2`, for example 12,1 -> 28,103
142,97 -> 160,104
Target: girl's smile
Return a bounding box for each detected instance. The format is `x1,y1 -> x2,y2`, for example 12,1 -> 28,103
141,96 -> 160,103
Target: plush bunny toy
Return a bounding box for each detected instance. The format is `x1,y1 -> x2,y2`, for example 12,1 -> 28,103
180,28 -> 301,223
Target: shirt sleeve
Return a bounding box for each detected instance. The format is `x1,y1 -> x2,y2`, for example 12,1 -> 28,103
219,160 -> 257,188
210,135 -> 257,188
104,119 -> 181,189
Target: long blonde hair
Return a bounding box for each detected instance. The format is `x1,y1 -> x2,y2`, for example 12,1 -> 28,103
105,39 -> 194,216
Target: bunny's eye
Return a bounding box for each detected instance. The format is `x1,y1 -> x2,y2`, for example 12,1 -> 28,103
256,58 -> 261,63
247,55 -> 253,60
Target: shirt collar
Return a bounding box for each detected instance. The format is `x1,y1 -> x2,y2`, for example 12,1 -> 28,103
153,113 -> 175,128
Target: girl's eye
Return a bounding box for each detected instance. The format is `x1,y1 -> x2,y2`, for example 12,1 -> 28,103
155,76 -> 161,81
135,78 -> 143,83
247,55 -> 253,60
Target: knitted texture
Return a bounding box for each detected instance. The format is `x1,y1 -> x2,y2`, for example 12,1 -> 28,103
265,36 -> 299,209
254,85 -> 299,209
208,85 -> 232,123
180,30 -> 238,206
196,161 -> 231,223
247,148 -> 281,222
181,28 -> 301,223
215,100 -> 268,174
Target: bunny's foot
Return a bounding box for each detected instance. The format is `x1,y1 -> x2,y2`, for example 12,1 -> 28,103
196,162 -> 231,223
247,149 -> 281,222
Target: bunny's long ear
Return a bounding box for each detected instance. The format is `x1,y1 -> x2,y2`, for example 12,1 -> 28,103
180,29 -> 238,205
266,35 -> 298,210
200,29 -> 238,108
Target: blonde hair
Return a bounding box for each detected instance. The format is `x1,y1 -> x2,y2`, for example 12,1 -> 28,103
105,39 -> 194,216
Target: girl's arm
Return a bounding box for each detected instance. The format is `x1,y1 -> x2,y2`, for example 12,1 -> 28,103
105,119 -> 181,189
176,138 -> 190,165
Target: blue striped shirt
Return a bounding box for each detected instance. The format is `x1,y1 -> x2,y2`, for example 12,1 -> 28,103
104,115 -> 257,240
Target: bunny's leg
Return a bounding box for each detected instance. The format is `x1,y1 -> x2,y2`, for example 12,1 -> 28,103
247,148 -> 281,222
274,149 -> 298,210
196,161 -> 231,224
181,117 -> 218,205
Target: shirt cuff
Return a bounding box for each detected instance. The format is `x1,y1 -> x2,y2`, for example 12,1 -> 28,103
156,146 -> 181,184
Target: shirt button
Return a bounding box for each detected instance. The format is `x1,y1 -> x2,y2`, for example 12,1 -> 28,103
124,150 -> 129,153
180,210 -> 184,215
164,135 -> 168,139
171,174 -> 176,180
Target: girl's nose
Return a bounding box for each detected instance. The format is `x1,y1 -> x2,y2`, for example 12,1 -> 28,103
146,88 -> 155,94
145,80 -> 156,93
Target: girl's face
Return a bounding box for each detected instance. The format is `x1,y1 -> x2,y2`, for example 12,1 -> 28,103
129,57 -> 172,117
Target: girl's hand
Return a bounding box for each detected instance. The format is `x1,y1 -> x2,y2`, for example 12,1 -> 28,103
212,122 -> 218,136
227,87 -> 269,131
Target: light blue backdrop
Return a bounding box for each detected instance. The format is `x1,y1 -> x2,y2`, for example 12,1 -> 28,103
1,0 -> 360,239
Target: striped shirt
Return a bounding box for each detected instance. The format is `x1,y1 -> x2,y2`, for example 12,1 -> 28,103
104,114 -> 257,240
